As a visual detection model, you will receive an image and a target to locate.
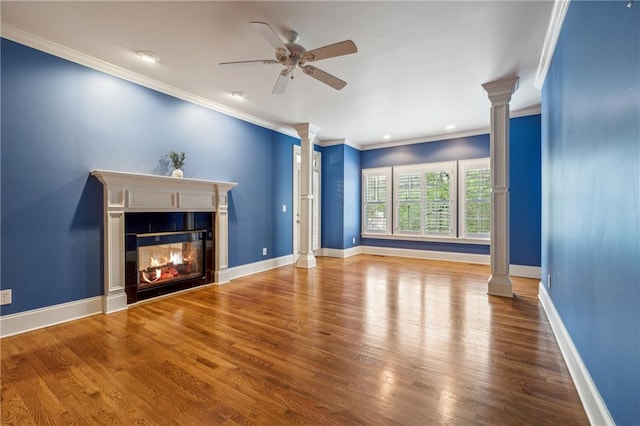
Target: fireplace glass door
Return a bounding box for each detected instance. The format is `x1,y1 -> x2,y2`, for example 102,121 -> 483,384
137,231 -> 205,289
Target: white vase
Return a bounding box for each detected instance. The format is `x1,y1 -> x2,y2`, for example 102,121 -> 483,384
171,169 -> 184,178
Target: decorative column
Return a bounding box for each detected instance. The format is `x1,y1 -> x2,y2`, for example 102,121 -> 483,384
482,77 -> 519,298
214,185 -> 234,284
101,183 -> 128,313
294,123 -> 320,268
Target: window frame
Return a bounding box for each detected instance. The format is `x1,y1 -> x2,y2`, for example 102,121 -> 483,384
362,167 -> 392,235
361,158 -> 489,243
393,161 -> 457,238
458,157 -> 491,240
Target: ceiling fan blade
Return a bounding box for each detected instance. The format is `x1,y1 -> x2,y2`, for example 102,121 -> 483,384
250,21 -> 287,51
273,69 -> 291,94
219,59 -> 279,67
302,66 -> 347,90
303,40 -> 357,62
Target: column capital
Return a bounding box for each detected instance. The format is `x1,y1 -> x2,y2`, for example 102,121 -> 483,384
293,123 -> 321,142
482,77 -> 519,106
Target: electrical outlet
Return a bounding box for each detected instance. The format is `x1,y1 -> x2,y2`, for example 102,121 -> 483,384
262,247 -> 267,256
0,289 -> 12,305
352,237 -> 356,244
282,205 -> 287,212
547,274 -> 551,289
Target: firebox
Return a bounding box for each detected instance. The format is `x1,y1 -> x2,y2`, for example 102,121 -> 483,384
124,212 -> 214,303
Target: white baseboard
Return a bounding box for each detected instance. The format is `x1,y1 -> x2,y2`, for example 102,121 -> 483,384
227,255 -> 294,280
361,245 -> 489,265
538,283 -> 614,426
357,246 -> 540,278
0,296 -> 102,338
510,264 -> 541,279
320,246 -> 362,258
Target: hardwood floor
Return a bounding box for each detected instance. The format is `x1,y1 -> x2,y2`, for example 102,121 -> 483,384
1,255 -> 588,425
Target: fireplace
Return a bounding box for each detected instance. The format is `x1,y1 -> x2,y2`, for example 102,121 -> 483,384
124,212 -> 214,303
91,170 -> 237,313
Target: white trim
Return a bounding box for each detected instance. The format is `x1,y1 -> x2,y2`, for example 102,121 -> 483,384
320,246 -> 362,258
362,128 -> 489,151
318,139 -> 362,151
0,297 -> 102,338
510,264 -> 541,279
534,0 -> 571,89
227,255 -> 294,281
511,104 -> 541,118
359,246 -> 539,278
361,245 -> 488,265
360,106 -> 540,151
362,167 -> 393,235
361,233 -> 489,245
0,25 -> 299,140
538,283 -> 614,426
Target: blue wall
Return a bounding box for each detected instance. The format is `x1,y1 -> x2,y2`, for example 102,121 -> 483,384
542,1 -> 639,424
321,144 -> 361,249
361,123 -> 541,266
321,145 -> 345,249
0,39 -> 298,315
343,145 -> 361,248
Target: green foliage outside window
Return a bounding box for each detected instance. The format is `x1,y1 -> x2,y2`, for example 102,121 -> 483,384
465,169 -> 491,234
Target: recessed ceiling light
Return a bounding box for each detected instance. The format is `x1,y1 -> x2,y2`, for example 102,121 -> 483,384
445,124 -> 456,130
382,134 -> 391,139
136,50 -> 159,63
231,91 -> 248,100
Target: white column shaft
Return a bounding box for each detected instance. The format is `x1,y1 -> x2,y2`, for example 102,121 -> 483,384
482,77 -> 519,298
294,123 -> 319,268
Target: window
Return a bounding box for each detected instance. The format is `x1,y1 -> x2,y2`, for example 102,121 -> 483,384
459,158 -> 491,239
394,162 -> 457,237
362,168 -> 392,234
362,157 -> 490,242
396,170 -> 422,233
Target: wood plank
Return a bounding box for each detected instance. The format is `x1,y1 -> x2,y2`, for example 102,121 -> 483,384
1,255 -> 589,424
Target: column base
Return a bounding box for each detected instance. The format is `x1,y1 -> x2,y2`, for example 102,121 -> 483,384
488,274 -> 513,298
296,253 -> 317,269
102,291 -> 128,314
215,267 -> 231,284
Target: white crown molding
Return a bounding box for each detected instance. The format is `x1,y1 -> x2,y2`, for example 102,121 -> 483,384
535,0 -> 571,89
538,283 -> 614,425
511,104 -> 542,118
0,25 -> 299,140
360,104 -> 541,151
317,138 -> 362,151
361,128 -> 490,151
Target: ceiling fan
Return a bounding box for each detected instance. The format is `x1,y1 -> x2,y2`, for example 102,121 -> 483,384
219,21 -> 357,94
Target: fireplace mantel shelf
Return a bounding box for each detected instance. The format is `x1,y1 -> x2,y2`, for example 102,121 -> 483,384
91,169 -> 237,213
91,169 -> 237,313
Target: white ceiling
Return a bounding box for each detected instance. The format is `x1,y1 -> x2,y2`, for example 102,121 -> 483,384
1,1 -> 553,148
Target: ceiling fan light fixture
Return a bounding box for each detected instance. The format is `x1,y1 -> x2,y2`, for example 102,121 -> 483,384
136,50 -> 159,64
231,91 -> 248,99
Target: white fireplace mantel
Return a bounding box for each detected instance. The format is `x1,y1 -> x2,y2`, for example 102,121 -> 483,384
91,169 -> 237,313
